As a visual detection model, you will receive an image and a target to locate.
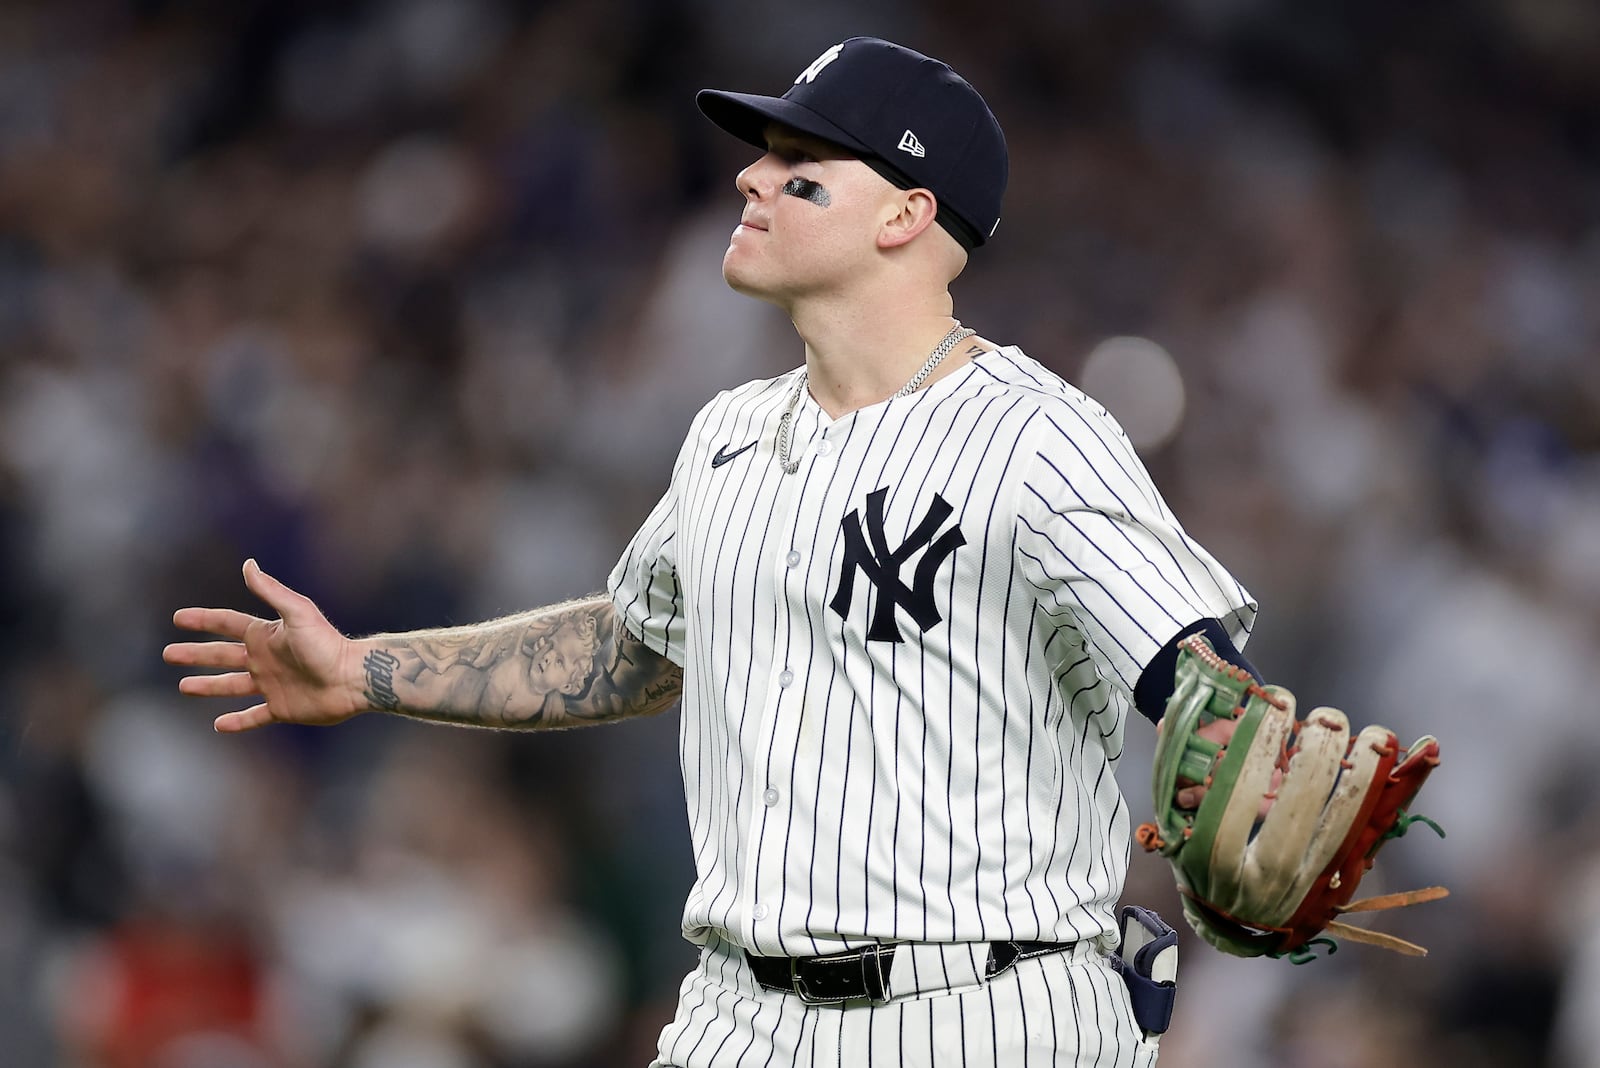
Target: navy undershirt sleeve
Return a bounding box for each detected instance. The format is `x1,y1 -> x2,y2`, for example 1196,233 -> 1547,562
1132,617 -> 1262,725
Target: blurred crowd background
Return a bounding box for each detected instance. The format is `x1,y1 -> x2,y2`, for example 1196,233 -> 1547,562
2,0 -> 1598,1065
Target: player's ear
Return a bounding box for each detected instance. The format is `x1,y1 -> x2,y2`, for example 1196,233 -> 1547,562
877,188 -> 940,250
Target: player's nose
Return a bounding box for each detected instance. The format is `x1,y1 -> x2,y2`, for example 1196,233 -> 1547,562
736,153 -> 781,201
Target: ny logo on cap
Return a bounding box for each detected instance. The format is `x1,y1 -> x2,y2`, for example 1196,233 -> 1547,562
795,43 -> 844,85
898,130 -> 926,158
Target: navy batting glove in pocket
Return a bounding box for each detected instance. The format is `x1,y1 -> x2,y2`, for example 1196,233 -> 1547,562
1110,904 -> 1178,1037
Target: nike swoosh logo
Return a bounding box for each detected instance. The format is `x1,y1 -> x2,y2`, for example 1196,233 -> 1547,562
711,441 -> 758,468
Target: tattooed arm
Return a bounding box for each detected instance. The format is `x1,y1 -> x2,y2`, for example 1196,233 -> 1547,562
165,560 -> 681,734
361,596 -> 682,729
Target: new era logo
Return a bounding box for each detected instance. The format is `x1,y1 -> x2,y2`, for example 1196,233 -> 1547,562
898,130 -> 926,158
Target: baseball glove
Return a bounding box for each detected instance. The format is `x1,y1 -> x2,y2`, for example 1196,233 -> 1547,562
1137,635 -> 1445,963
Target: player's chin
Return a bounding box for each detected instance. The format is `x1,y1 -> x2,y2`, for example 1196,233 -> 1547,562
722,255 -> 779,301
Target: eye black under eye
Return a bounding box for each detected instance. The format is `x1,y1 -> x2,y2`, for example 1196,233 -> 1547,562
781,176 -> 831,207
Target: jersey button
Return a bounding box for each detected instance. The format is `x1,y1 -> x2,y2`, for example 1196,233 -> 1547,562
785,550 -> 801,567
778,670 -> 794,687
817,440 -> 834,456
763,787 -> 780,806
751,903 -> 769,921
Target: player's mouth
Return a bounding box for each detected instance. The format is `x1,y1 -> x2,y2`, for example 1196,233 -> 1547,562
737,215 -> 769,232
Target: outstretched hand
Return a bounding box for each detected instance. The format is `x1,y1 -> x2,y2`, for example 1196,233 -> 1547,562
163,560 -> 365,733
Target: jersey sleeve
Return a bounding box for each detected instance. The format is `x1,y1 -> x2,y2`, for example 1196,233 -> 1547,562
606,399 -> 715,668
1014,401 -> 1257,700
608,483 -> 685,665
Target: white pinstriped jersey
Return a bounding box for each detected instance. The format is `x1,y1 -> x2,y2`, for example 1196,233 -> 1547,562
609,346 -> 1256,959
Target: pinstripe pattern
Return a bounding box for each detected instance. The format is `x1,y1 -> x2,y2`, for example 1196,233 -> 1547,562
612,347 -> 1254,1063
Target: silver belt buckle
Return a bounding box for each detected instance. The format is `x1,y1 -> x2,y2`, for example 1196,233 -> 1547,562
789,944 -> 892,1004
787,955 -> 811,1002
789,955 -> 830,1004
860,943 -> 891,1002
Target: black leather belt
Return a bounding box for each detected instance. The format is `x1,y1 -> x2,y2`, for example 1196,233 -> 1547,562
745,940 -> 1073,1004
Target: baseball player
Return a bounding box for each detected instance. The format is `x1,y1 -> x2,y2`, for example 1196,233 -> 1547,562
167,38 -> 1263,1066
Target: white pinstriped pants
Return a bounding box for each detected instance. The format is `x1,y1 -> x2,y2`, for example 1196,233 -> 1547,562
649,934 -> 1160,1067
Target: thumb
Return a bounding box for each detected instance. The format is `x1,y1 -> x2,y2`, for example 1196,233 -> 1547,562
243,559 -> 314,623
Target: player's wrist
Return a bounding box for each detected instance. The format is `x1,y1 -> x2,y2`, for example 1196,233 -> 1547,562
343,636 -> 388,718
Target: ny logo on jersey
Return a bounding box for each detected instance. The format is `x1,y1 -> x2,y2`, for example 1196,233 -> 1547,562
795,43 -> 844,85
829,487 -> 966,642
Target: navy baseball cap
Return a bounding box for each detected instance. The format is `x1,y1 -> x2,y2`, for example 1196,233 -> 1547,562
696,37 -> 1008,249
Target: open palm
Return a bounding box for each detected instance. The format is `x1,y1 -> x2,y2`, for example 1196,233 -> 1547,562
163,560 -> 365,732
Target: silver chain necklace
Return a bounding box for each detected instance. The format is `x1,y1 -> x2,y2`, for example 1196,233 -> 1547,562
775,323 -> 976,474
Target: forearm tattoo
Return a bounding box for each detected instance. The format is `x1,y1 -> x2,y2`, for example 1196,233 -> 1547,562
361,597 -> 682,730
363,649 -> 402,712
